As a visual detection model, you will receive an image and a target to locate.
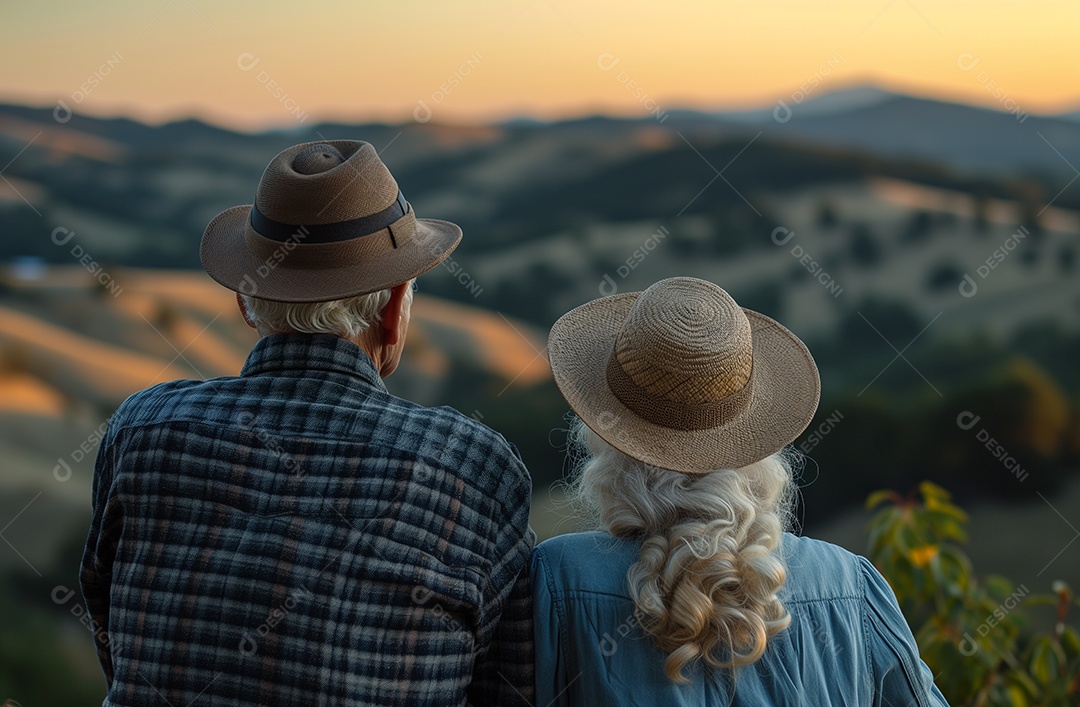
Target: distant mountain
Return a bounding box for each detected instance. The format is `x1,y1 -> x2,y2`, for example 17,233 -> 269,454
0,94 -> 1077,335
491,88 -> 1080,180
624,87 -> 1080,178
720,85 -> 898,122
5,85 -> 1080,180
1058,109 -> 1080,123
652,86 -> 1075,177
2,96 -> 1078,560
4,95 -> 1075,268
784,85 -> 900,116
758,93 -> 1080,177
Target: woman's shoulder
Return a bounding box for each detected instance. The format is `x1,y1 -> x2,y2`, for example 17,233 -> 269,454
535,531 -> 635,556
532,531 -> 881,605
532,531 -> 639,599
780,533 -> 877,603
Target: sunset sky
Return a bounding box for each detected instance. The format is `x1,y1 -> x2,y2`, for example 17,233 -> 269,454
2,0 -> 1078,130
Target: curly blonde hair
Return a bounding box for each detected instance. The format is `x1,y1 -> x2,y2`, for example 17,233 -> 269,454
566,419 -> 797,682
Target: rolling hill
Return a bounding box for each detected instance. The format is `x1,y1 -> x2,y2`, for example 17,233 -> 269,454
2,88 -> 1078,541
2,86 -> 1079,707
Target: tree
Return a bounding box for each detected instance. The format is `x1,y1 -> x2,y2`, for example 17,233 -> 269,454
1015,183 -> 1046,236
848,223 -> 883,268
838,299 -> 921,352
1058,245 -> 1076,275
902,209 -> 935,245
972,194 -> 991,234
816,199 -> 840,230
926,261 -> 966,293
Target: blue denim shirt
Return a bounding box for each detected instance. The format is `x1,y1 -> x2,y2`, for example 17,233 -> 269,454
533,531 -> 949,706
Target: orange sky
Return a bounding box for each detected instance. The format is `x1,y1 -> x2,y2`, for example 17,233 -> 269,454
2,0 -> 1077,130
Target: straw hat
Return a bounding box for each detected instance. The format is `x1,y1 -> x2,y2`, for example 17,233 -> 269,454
200,140 -> 461,302
548,277 -> 820,473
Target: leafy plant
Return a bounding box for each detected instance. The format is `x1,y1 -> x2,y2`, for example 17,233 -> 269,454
867,482 -> 1080,705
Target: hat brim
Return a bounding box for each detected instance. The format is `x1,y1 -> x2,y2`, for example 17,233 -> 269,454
199,204 -> 462,303
548,292 -> 821,473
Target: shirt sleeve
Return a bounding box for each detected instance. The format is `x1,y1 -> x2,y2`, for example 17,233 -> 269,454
467,442 -> 536,706
79,420 -> 122,687
859,557 -> 951,707
469,554 -> 535,706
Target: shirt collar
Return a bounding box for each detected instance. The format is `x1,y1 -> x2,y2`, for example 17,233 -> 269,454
240,333 -> 387,391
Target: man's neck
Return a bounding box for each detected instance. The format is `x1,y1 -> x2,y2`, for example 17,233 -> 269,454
258,328 -> 389,379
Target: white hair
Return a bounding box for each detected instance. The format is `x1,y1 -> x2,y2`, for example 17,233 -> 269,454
240,284 -> 412,339
566,419 -> 797,682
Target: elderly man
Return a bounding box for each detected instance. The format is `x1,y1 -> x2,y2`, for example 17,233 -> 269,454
80,141 -> 535,705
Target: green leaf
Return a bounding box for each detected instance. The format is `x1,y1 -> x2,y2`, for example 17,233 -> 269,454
985,574 -> 1013,594
919,480 -> 951,503
924,509 -> 970,543
1028,635 -> 1065,685
1060,626 -> 1080,658
1024,594 -> 1061,607
1006,669 -> 1040,698
1005,683 -> 1031,707
866,489 -> 898,510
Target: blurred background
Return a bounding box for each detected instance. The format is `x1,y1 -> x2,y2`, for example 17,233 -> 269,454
1,1 -> 1079,702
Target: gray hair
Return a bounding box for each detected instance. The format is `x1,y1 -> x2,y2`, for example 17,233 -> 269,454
566,419 -> 798,682
241,283 -> 412,339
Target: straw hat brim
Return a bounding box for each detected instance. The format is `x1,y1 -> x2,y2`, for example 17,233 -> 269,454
548,292 -> 821,473
200,204 -> 462,303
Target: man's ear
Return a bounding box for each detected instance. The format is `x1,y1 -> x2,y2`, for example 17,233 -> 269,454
237,293 -> 257,329
380,282 -> 411,346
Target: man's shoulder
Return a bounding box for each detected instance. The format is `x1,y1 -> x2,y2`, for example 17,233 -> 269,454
399,403 -> 531,490
434,405 -> 520,453
110,377 -> 222,428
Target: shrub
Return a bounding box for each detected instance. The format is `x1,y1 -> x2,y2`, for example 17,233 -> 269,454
867,482 -> 1080,705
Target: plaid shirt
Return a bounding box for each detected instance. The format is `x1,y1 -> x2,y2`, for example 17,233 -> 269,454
81,333 -> 535,706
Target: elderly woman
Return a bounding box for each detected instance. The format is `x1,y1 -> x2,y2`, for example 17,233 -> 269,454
534,277 -> 948,705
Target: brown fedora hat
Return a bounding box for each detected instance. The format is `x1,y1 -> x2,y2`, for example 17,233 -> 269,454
200,140 -> 462,302
548,277 -> 820,473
